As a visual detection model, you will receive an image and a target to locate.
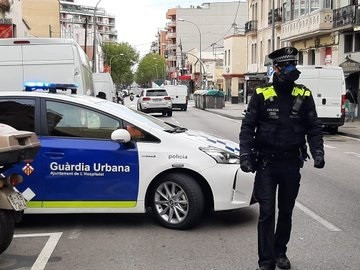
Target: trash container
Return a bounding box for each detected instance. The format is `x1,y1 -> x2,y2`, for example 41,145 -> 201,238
205,90 -> 225,109
199,90 -> 208,109
193,90 -> 201,108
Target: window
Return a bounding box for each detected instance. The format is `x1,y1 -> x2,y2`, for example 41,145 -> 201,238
224,50 -> 227,66
260,41 -> 263,65
310,0 -> 319,12
146,89 -> 168,96
298,51 -> 304,65
228,49 -> 231,66
46,101 -> 120,139
308,49 -> 315,65
268,39 -> 271,54
0,99 -> 35,132
355,33 -> 360,52
344,34 -> 353,53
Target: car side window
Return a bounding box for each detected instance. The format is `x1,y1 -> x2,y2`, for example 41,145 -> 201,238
46,101 -> 120,139
123,121 -> 159,143
0,99 -> 35,132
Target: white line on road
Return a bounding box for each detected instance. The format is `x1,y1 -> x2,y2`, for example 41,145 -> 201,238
171,117 -> 180,125
295,202 -> 341,232
214,113 -> 242,124
324,144 -> 336,149
14,232 -> 63,270
344,152 -> 360,158
338,134 -> 360,142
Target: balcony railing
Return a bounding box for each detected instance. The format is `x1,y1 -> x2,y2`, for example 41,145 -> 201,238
268,8 -> 282,25
333,5 -> 360,28
167,32 -> 176,39
281,9 -> 333,41
245,20 -> 257,34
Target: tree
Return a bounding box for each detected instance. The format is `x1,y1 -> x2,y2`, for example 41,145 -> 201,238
135,53 -> 166,87
102,42 -> 139,88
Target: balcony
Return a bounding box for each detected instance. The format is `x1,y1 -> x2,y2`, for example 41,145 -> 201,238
167,44 -> 177,50
245,21 -> 257,35
281,9 -> 333,41
268,8 -> 282,25
166,21 -> 176,29
166,32 -> 176,39
333,5 -> 360,29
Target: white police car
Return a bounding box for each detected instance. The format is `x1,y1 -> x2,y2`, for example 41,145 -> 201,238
0,83 -> 254,229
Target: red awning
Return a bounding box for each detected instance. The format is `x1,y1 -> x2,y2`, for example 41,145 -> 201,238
179,75 -> 191,81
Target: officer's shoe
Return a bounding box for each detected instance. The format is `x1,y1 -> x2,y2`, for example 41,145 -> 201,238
256,266 -> 275,270
276,254 -> 291,269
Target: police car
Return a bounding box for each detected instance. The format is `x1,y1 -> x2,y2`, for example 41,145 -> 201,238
0,83 -> 254,229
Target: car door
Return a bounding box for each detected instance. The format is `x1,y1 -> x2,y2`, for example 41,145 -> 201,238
0,97 -> 44,207
38,99 -> 140,208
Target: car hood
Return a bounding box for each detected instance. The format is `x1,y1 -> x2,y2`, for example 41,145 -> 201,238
179,129 -> 239,155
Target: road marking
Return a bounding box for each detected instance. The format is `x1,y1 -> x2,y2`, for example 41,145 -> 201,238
338,134 -> 360,142
324,144 -> 336,149
171,117 -> 180,125
295,202 -> 341,232
214,113 -> 242,124
14,232 -> 63,270
344,152 -> 360,158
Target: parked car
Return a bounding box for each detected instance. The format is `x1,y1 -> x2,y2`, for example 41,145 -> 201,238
164,85 -> 188,111
0,85 -> 253,230
137,88 -> 173,116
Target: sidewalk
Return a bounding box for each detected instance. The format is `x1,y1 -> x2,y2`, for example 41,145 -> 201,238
200,101 -> 360,139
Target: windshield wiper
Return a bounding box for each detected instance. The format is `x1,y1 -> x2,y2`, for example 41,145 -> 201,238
164,126 -> 188,133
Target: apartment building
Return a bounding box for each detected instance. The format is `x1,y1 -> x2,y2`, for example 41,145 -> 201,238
223,34 -> 247,103
165,2 -> 248,81
23,0 -> 60,38
0,0 -> 30,38
59,0 -> 117,59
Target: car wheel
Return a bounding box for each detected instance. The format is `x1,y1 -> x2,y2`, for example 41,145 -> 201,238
151,173 -> 204,230
167,110 -> 173,117
162,112 -> 167,116
0,210 -> 15,254
183,105 -> 187,111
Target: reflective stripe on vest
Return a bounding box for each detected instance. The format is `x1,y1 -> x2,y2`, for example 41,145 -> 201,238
292,86 -> 311,97
256,86 -> 277,100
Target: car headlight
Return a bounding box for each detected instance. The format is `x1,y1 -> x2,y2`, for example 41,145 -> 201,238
199,146 -> 239,164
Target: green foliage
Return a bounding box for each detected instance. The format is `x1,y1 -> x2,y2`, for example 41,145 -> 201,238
135,53 -> 166,86
102,42 -> 139,87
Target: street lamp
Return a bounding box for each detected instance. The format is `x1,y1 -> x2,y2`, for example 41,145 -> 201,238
177,18 -> 202,87
92,0 -> 103,72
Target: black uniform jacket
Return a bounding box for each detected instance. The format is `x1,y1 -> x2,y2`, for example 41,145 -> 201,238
239,83 -> 324,158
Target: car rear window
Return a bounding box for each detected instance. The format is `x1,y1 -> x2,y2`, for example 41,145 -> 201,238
146,90 -> 168,97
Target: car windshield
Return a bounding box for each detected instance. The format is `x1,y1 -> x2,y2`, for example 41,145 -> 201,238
146,90 -> 168,96
100,101 -> 176,130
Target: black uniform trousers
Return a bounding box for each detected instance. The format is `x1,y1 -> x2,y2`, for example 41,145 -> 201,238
254,157 -> 301,269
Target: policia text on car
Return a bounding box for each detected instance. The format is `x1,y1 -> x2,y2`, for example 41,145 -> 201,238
239,47 -> 325,270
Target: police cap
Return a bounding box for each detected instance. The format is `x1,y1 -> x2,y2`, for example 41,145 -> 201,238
268,47 -> 298,65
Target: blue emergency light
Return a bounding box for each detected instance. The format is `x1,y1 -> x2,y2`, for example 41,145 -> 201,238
24,82 -> 78,94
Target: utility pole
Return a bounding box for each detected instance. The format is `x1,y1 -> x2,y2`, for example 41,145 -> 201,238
271,0 -> 275,51
84,17 -> 88,55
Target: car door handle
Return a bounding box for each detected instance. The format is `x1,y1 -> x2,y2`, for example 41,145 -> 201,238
44,152 -> 65,159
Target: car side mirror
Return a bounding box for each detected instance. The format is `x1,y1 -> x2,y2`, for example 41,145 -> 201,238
111,129 -> 131,143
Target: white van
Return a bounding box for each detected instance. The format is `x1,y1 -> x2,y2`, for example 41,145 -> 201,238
296,65 -> 346,133
93,72 -> 116,102
164,85 -> 188,111
0,38 -> 94,95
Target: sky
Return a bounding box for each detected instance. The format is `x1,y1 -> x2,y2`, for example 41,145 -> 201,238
78,0 -> 233,57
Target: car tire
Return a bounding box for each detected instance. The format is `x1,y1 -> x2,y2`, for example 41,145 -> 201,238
150,173 -> 204,230
0,210 -> 15,254
167,110 -> 173,117
183,105 -> 187,111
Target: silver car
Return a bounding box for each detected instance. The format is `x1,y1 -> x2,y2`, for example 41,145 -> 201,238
137,88 -> 173,116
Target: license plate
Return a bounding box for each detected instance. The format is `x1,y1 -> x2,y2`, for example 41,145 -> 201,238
153,98 -> 162,102
7,192 -> 27,211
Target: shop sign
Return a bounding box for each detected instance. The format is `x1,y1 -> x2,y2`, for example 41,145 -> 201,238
340,59 -> 360,73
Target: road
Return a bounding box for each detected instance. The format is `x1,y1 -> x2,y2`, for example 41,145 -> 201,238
1,99 -> 360,270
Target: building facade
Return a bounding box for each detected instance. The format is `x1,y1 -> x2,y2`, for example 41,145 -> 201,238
0,0 -> 30,38
223,34 -> 247,103
59,0 -> 117,59
165,2 -> 248,80
23,0 -> 60,38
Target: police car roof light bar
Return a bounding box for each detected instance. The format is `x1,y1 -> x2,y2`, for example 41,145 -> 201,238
24,82 -> 78,94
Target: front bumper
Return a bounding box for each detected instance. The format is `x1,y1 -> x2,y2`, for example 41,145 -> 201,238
201,165 -> 253,211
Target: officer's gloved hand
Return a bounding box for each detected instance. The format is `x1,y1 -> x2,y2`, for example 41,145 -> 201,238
240,154 -> 254,173
314,152 -> 325,169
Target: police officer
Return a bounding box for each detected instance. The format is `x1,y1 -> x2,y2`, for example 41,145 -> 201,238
239,47 -> 325,270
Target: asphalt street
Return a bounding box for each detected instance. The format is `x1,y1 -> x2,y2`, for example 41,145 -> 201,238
1,97 -> 359,270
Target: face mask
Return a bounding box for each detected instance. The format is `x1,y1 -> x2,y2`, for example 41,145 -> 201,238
279,64 -> 300,82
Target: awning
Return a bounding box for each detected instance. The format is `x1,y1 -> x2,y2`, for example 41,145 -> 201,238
179,75 -> 191,80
